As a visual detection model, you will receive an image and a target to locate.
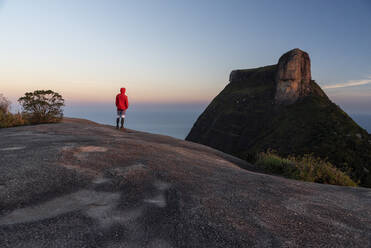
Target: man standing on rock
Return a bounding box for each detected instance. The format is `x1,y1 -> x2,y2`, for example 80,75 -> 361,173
115,87 -> 129,129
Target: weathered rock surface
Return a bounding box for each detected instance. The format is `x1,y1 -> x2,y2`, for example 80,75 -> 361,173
275,48 -> 313,104
186,48 -> 371,187
0,118 -> 370,247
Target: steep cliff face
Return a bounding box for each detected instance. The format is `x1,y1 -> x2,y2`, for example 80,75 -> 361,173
275,48 -> 314,104
186,48 -> 371,187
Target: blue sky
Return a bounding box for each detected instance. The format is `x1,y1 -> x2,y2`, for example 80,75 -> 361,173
0,0 -> 370,113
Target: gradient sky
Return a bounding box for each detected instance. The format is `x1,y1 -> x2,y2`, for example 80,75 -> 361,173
0,0 -> 370,113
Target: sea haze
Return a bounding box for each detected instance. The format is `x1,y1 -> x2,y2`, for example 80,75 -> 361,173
350,114 -> 371,134
64,103 -> 371,140
64,102 -> 208,139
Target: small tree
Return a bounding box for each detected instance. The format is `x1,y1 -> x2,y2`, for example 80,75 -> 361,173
18,90 -> 65,123
0,93 -> 11,113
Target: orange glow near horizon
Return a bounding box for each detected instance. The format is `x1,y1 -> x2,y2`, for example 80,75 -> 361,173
1,77 -> 218,105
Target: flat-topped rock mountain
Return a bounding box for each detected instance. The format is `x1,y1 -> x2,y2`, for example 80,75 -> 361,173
0,118 -> 370,247
186,48 -> 371,187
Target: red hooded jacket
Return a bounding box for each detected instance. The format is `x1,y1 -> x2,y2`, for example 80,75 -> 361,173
116,88 -> 129,110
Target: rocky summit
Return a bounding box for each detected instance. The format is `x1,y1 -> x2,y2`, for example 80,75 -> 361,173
0,118 -> 370,247
275,49 -> 316,104
186,48 -> 371,187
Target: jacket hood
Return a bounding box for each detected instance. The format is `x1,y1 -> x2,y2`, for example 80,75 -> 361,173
120,88 -> 126,94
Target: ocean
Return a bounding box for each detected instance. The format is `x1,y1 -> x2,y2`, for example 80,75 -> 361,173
64,103 -> 371,140
64,103 -> 208,140
350,114 -> 371,134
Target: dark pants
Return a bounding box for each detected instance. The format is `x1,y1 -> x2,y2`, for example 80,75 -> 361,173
116,110 -> 126,128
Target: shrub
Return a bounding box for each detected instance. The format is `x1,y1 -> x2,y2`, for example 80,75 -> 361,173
0,94 -> 26,128
0,112 -> 28,128
18,90 -> 65,123
255,150 -> 357,187
0,93 -> 11,113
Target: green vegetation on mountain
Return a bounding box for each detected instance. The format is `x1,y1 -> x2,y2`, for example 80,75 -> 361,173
255,151 -> 357,187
